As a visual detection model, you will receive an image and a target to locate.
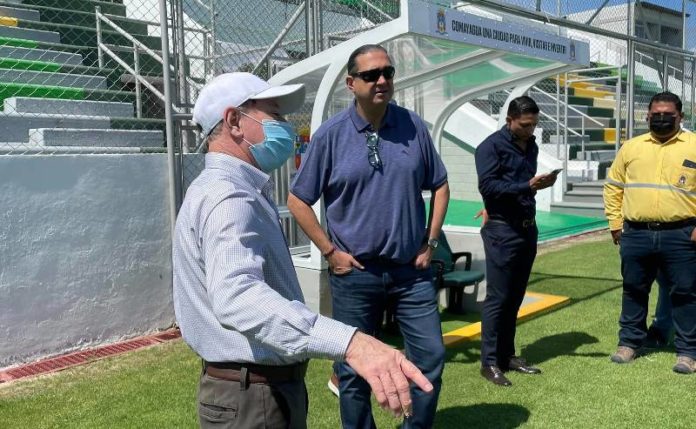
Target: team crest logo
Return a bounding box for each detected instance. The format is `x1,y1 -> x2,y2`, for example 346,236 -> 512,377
436,8 -> 447,35
678,175 -> 687,187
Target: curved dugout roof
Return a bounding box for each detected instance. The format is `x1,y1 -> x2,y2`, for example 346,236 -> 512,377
270,0 -> 589,268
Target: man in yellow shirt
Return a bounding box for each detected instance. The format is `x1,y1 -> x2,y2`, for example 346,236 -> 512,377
604,91 -> 696,374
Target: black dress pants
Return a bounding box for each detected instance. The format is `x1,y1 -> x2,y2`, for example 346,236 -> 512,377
480,220 -> 538,367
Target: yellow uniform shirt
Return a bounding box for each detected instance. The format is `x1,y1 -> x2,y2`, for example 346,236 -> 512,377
604,129 -> 696,231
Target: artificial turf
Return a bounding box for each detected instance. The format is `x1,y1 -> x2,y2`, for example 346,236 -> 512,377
1,237 -> 690,428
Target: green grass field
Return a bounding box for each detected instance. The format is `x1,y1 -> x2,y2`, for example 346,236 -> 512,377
1,237 -> 691,428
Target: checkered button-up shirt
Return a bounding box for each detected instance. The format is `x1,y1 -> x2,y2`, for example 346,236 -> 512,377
173,153 -> 355,365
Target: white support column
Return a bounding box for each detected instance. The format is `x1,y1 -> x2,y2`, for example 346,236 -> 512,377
496,84 -> 535,130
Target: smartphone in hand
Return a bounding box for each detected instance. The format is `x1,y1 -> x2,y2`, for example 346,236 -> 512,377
549,168 -> 563,176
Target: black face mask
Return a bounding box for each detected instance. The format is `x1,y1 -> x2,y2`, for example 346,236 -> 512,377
649,113 -> 678,136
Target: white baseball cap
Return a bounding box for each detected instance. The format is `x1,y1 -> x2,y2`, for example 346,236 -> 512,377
192,72 -> 306,136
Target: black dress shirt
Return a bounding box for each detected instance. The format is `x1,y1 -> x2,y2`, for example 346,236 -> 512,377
475,126 -> 538,221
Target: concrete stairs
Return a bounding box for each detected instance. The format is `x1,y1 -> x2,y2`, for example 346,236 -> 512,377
550,180 -> 606,218
0,5 -> 38,21
0,45 -> 83,65
29,128 -> 163,148
535,68 -> 657,168
527,65 -> 662,218
0,23 -> 60,43
0,0 -> 166,152
5,96 -> 133,117
0,97 -> 163,145
0,68 -> 107,88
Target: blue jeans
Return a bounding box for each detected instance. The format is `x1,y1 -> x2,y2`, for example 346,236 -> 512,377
619,223 -> 696,358
650,271 -> 674,339
330,261 -> 444,429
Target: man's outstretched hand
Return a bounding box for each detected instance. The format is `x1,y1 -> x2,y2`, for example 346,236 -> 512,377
344,332 -> 433,418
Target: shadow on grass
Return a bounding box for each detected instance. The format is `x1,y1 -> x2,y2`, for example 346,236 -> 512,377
444,340 -> 481,364
521,331 -> 605,364
528,272 -> 621,286
382,272 -> 622,359
435,403 -> 530,428
444,331 -> 606,365
529,272 -> 623,306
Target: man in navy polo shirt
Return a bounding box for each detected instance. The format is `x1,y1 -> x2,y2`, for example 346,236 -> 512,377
288,44 -> 449,429
475,96 -> 558,387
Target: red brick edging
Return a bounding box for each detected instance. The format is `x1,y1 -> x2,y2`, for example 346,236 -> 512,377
0,328 -> 181,384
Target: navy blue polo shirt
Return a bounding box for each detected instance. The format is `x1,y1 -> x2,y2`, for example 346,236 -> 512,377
290,102 -> 447,264
475,126 -> 538,220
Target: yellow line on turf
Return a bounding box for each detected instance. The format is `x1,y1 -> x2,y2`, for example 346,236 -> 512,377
442,291 -> 570,348
0,17 -> 18,27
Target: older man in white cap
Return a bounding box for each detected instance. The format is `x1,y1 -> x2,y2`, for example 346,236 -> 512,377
173,72 -> 432,429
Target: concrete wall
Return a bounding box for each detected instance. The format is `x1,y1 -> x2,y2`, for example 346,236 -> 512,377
0,155 -> 174,367
441,137 -> 481,202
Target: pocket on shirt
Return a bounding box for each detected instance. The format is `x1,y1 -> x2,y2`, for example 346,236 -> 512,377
672,167 -> 696,190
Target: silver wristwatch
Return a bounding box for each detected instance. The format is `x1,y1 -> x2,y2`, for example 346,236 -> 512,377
427,238 -> 439,249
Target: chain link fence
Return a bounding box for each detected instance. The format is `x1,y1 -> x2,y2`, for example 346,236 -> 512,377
468,0 -> 695,181
482,1 -> 694,98
3,1 -> 691,180
486,0 -> 691,44
166,0 -> 696,200
170,0 -> 403,248
0,0 -> 171,155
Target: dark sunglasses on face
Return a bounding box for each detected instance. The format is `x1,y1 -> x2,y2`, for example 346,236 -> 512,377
351,66 -> 396,82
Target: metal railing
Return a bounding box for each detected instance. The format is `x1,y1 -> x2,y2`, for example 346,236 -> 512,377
95,6 -> 209,117
533,83 -> 605,127
563,66 -> 623,173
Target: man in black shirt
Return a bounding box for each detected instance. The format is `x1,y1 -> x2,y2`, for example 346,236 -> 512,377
475,96 -> 558,386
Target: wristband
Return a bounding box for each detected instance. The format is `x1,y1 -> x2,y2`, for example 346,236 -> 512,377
322,246 -> 337,258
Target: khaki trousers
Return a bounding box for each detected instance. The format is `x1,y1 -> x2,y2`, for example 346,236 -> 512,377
197,371 -> 308,429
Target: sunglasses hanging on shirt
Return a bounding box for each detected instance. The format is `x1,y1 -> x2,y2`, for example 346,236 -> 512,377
366,132 -> 382,169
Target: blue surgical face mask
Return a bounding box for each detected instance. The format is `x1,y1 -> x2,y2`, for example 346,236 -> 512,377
241,112 -> 297,173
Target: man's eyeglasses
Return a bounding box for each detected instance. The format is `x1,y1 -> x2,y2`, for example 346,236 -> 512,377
366,132 -> 382,169
351,66 -> 396,83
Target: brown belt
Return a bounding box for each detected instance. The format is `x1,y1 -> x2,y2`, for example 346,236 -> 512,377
203,361 -> 308,384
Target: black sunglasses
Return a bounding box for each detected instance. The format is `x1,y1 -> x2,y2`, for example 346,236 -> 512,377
351,66 -> 396,83
366,132 -> 382,169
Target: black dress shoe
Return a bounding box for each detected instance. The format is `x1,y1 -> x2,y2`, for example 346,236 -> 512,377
507,356 -> 541,374
480,365 -> 512,386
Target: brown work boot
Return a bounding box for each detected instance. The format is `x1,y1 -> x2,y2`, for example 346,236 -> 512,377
610,346 -> 637,364
673,356 -> 696,374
